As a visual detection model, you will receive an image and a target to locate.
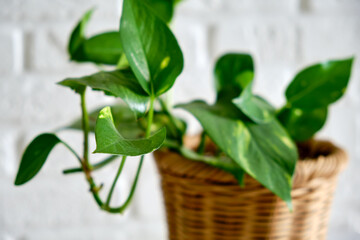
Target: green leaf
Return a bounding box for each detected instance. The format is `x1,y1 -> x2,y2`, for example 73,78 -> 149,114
15,134 -> 61,185
277,107 -> 328,142
214,53 -> 254,101
140,111 -> 187,140
120,0 -> 184,96
58,69 -> 149,117
164,139 -> 245,185
94,107 -> 166,156
68,8 -> 94,60
145,0 -> 174,23
233,83 -> 275,123
68,9 -> 124,65
80,31 -> 123,65
65,104 -> 186,142
66,105 -> 144,139
286,58 -> 354,109
178,101 -> 298,206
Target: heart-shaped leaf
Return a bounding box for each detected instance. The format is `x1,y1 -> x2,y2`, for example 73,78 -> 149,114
94,107 -> 166,156
68,8 -> 94,60
277,107 -> 328,142
65,103 -> 187,143
286,58 -> 354,110
66,105 -> 144,138
15,134 -> 61,185
80,31 -> 123,65
120,0 -> 184,96
58,69 -> 149,117
68,9 -> 124,65
233,83 -> 275,123
178,101 -> 298,206
215,53 -> 254,101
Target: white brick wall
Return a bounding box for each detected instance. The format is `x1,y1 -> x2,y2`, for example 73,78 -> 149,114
1,0 -> 360,239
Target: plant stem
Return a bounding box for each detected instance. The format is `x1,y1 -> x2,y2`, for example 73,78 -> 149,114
105,156 -> 127,206
146,96 -> 155,138
106,97 -> 156,213
61,140 -> 83,165
108,155 -> 144,214
80,89 -> 90,168
197,131 -> 206,154
87,176 -> 104,207
79,88 -> 105,210
159,98 -> 183,144
63,155 -> 119,174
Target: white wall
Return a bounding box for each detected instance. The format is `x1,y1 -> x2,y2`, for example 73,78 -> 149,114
1,0 -> 360,239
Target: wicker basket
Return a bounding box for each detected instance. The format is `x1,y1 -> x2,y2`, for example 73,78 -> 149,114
154,137 -> 348,240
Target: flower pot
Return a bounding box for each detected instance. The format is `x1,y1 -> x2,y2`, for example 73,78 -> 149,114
154,137 -> 348,240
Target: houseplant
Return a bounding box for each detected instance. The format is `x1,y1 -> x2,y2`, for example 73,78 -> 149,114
14,0 -> 354,238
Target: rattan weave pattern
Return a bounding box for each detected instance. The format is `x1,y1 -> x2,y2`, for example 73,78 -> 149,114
154,139 -> 348,240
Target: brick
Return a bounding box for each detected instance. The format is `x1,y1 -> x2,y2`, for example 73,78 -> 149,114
223,0 -> 299,14
0,30 -> 16,74
0,0 -> 121,23
24,27 -> 91,73
301,0 -> 360,15
10,74 -> 112,127
0,0 -> 19,22
24,20 -> 121,73
0,76 -> 28,123
176,0 -> 224,14
299,17 -> 360,63
173,16 -> 211,71
213,16 -> 298,66
0,126 -> 18,178
253,65 -> 295,108
172,69 -> 215,104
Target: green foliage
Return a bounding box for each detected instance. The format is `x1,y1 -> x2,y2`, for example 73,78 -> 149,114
66,104 -> 187,142
67,104 -> 144,138
68,8 -> 94,60
233,83 -> 275,123
286,58 -> 353,109
68,9 -> 123,65
165,139 -> 245,185
145,0 -> 174,23
94,107 -> 166,156
178,101 -> 297,206
58,69 -> 149,117
15,134 -> 76,185
14,0 -> 354,215
277,107 -> 327,142
81,32 -> 123,65
215,53 -> 254,101
278,57 -> 354,141
120,0 -> 184,96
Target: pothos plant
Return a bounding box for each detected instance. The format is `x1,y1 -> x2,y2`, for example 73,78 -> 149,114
15,0 -> 354,212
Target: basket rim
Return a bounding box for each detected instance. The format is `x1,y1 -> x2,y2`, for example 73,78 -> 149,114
154,137 -> 348,187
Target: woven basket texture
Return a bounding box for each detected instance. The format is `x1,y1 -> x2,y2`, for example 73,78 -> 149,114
154,137 -> 348,240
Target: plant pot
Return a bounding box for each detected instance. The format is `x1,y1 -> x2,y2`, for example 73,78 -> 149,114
154,136 -> 348,240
